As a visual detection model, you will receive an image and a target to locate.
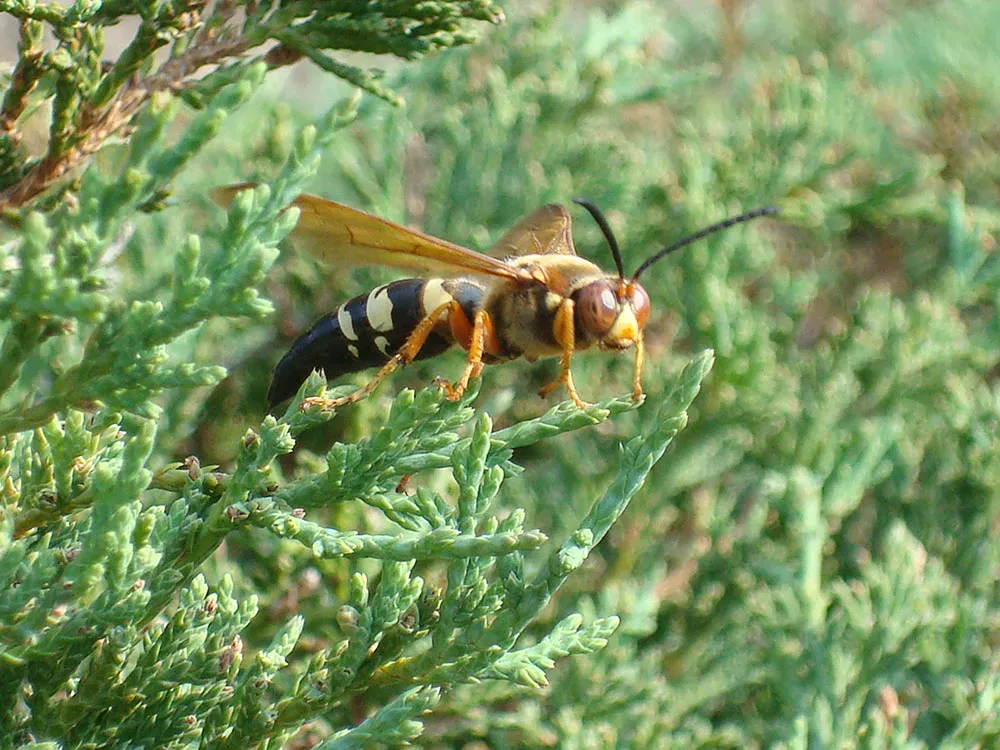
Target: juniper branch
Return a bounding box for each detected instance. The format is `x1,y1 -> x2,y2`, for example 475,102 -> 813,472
0,0 -> 504,211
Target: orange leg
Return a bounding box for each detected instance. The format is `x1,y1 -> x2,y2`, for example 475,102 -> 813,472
304,301 -> 455,410
435,309 -> 490,401
538,298 -> 589,408
631,333 -> 645,402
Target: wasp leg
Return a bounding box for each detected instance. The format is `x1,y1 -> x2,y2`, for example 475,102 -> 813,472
538,298 -> 590,408
436,309 -> 492,401
632,332 -> 645,402
306,301 -> 455,410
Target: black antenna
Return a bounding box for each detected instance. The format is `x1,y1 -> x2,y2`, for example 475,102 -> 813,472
632,206 -> 779,281
574,198 -> 626,279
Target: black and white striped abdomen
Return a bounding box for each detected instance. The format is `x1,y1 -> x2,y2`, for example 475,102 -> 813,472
267,278 -> 483,406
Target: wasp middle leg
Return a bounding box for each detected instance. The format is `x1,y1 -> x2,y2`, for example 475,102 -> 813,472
537,297 -> 589,408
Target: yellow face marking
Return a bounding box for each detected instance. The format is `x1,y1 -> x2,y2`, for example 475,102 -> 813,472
608,306 -> 639,343
338,304 -> 358,341
375,335 -> 391,355
367,287 -> 394,332
347,343 -> 360,358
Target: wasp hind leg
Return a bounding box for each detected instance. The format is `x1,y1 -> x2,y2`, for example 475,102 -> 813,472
538,298 -> 590,409
305,301 -> 456,411
435,308 -> 493,402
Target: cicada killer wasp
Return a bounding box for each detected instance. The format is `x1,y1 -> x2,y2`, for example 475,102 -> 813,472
213,185 -> 777,409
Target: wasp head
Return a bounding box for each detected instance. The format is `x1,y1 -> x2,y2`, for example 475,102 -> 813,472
572,278 -> 650,350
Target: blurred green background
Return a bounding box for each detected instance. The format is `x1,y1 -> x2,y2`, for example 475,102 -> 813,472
139,1 -> 1000,745
14,0 -> 1000,745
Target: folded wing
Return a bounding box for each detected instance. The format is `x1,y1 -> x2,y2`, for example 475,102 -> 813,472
212,185 -> 533,282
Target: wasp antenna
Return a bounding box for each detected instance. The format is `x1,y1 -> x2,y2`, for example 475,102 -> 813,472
632,205 -> 780,281
574,198 -> 626,279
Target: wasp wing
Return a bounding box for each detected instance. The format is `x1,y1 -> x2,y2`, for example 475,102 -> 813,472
488,204 -> 575,258
212,185 -> 532,282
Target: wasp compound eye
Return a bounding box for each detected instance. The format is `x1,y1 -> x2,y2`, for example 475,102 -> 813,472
574,280 -> 619,337
629,282 -> 651,330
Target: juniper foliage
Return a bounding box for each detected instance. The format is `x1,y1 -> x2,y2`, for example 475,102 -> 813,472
3,0 -> 1000,748
0,0 -> 706,746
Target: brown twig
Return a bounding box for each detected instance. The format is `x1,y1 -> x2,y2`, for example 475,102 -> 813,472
0,23 -> 45,137
0,27 -> 252,213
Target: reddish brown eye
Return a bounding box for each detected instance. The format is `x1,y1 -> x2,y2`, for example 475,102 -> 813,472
574,281 -> 618,336
631,283 -> 650,329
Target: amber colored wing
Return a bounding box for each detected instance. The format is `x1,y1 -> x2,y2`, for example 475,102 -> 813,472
488,204 -> 575,258
212,185 -> 532,282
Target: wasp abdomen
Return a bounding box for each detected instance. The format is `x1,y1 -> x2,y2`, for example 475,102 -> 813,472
267,278 -> 483,406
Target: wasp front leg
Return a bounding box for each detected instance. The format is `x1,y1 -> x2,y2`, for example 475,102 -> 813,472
631,332 -> 645,403
538,298 -> 590,408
